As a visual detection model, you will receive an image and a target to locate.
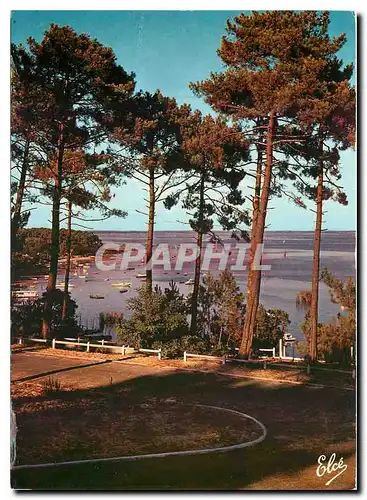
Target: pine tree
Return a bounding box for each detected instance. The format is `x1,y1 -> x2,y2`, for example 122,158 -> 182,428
34,148 -> 127,323
11,44 -> 45,246
109,90 -> 186,291
191,11 -> 355,358
13,24 -> 135,337
165,109 -> 250,334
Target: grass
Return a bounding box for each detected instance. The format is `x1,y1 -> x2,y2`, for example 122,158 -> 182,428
11,361 -> 356,490
41,376 -> 62,395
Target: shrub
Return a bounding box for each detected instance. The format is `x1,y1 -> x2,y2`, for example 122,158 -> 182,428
299,270 -> 355,366
42,376 -> 62,395
210,344 -> 233,356
253,306 -> 290,349
152,335 -> 210,359
11,289 -> 78,338
116,282 -> 189,348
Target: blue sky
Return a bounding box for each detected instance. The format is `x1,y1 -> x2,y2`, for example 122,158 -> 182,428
11,10 -> 356,231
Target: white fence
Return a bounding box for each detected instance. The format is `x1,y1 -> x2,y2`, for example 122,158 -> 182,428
258,348 -> 276,358
138,348 -> 162,360
19,338 -> 353,374
183,351 -> 226,364
23,337 -> 161,359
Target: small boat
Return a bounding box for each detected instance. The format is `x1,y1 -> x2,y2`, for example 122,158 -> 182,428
119,288 -> 129,293
104,278 -> 110,282
185,278 -> 195,285
79,275 -> 86,279
12,290 -> 39,300
127,267 -> 135,271
136,273 -> 146,279
111,281 -> 132,287
89,294 -> 105,299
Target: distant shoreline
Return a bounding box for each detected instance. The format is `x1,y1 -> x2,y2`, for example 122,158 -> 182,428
93,229 -> 356,233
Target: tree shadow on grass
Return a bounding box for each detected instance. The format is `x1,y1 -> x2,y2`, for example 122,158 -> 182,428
11,368 -> 356,490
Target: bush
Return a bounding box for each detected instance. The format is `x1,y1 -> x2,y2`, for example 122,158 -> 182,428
11,289 -> 78,338
116,282 -> 189,348
152,335 -> 210,359
42,376 -> 62,395
210,344 -> 233,356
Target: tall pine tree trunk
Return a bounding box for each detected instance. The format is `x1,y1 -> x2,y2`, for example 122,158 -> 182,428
11,138 -> 30,245
241,131 -> 264,349
146,166 -> 155,292
62,201 -> 72,321
41,124 -> 64,339
309,139 -> 324,362
239,112 -> 275,357
190,174 -> 205,334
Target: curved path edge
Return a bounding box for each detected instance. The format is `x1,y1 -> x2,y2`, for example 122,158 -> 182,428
12,404 -> 267,470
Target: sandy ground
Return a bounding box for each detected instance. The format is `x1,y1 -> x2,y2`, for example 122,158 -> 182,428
12,347 -> 354,389
11,351 -> 356,490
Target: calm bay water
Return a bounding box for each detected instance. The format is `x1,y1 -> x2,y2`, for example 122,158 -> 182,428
50,230 -> 355,341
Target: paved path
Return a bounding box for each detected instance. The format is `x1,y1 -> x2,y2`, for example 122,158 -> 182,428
11,352 -> 173,387
11,353 -> 102,382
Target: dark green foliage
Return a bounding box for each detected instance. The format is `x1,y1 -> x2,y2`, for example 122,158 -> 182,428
151,336 -> 210,359
17,228 -> 102,261
252,306 -> 290,350
300,269 -> 355,365
194,271 -> 245,347
192,270 -> 290,352
11,289 -> 78,339
166,110 -> 251,240
116,282 -> 189,348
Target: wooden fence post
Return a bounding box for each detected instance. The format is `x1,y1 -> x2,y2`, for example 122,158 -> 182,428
122,345 -> 125,356
86,342 -> 90,353
184,351 -> 187,363
158,349 -> 162,361
52,338 -> 56,349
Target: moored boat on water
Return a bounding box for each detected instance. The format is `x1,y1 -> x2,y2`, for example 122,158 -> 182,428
111,281 -> 132,287
12,290 -> 39,301
185,278 -> 194,285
